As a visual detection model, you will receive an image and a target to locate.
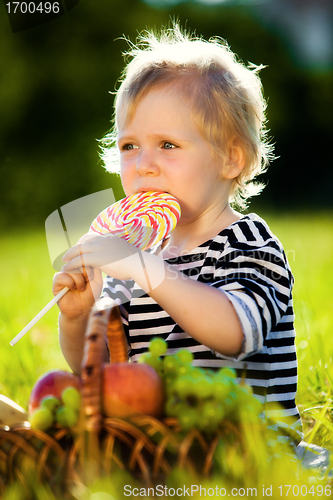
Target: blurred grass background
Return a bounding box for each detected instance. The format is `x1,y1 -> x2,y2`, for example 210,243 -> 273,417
0,0 -> 332,454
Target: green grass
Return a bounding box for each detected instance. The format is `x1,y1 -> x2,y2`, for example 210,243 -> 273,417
0,230 -> 68,408
261,211 -> 333,450
0,211 -> 333,498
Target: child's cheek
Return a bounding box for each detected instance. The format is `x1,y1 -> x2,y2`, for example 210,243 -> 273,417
119,167 -> 132,195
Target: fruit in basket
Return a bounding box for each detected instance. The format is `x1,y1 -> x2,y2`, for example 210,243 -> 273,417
102,363 -> 164,418
40,395 -> 61,412
165,361 -> 262,432
80,303 -> 166,420
137,336 -> 168,376
28,369 -> 81,413
28,386 -> 82,431
29,406 -> 54,431
56,405 -> 78,427
28,370 -> 82,430
138,339 -> 263,434
61,386 -> 81,411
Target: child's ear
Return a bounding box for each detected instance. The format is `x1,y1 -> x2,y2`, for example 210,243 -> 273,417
223,138 -> 245,179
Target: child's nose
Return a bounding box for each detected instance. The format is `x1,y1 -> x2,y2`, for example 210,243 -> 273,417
136,150 -> 159,176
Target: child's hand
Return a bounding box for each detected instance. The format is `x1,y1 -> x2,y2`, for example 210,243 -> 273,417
52,266 -> 102,320
62,233 -> 142,282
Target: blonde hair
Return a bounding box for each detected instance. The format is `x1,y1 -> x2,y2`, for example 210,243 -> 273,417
101,25 -> 274,209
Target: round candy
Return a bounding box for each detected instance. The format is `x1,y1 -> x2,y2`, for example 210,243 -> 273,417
89,192 -> 181,250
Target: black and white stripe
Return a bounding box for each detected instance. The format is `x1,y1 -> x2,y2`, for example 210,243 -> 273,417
103,213 -> 303,444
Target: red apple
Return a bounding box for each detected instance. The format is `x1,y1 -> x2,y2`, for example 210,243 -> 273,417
102,363 -> 164,418
28,370 -> 81,413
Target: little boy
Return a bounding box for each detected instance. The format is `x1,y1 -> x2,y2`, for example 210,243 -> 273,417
54,25 -> 302,446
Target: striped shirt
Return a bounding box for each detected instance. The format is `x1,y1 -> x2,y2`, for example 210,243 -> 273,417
103,213 -> 303,444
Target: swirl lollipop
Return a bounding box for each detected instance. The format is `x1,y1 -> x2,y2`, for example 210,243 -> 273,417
10,192 -> 181,346
89,191 -> 181,250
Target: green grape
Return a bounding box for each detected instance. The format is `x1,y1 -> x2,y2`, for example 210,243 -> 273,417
218,367 -> 237,380
40,395 -> 61,412
144,353 -> 163,374
175,349 -> 194,365
202,401 -> 225,430
138,352 -> 151,363
196,377 -> 214,398
173,402 -> 190,418
213,372 -> 230,384
165,398 -> 183,417
190,367 -> 207,380
164,375 -> 175,393
178,407 -> 198,431
202,401 -> 218,420
138,352 -> 162,373
149,337 -> 167,356
56,406 -> 78,427
174,376 -> 196,398
61,386 -> 81,411
29,407 -> 53,431
173,377 -> 188,398
201,414 -> 217,432
164,375 -> 174,386
213,379 -> 231,401
178,363 -> 194,376
161,350 -> 264,434
234,385 -> 251,404
223,390 -> 238,416
163,355 -> 181,376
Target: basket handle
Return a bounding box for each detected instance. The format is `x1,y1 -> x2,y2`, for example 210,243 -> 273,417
81,298 -> 128,433
106,304 -> 129,363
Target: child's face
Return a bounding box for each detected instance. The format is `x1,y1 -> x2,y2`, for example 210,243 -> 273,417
117,84 -> 232,223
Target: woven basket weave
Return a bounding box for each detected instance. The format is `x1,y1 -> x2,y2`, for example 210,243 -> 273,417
0,299 -> 244,495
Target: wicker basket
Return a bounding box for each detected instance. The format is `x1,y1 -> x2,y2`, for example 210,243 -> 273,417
0,299 -> 245,495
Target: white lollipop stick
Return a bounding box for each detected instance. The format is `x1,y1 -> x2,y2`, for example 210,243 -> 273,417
9,287 -> 69,346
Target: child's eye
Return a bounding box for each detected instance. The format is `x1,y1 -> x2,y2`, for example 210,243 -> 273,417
163,142 -> 177,150
121,143 -> 138,151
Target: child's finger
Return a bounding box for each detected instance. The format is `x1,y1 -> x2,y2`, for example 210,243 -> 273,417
62,234 -> 95,263
62,251 -> 109,273
62,257 -> 88,274
61,241 -> 92,273
62,240 -> 100,272
53,271 -> 87,293
52,272 -> 73,291
62,243 -> 81,263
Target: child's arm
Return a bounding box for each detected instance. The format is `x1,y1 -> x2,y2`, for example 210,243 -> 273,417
134,254 -> 244,356
62,236 -> 244,357
52,266 -> 106,374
